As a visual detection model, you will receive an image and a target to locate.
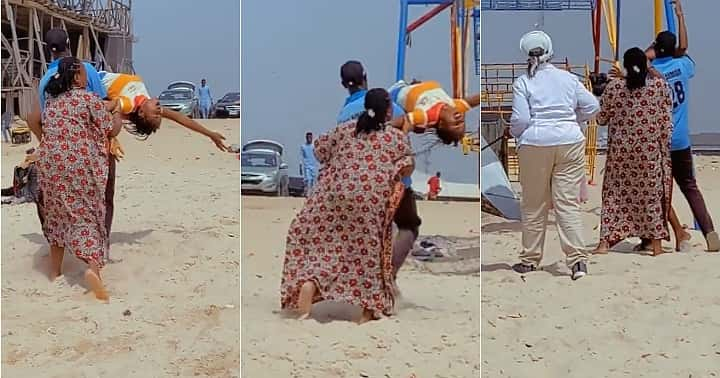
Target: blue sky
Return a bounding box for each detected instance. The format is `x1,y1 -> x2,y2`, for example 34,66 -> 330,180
482,1 -> 716,135
242,0 -> 480,183
132,0 -> 240,100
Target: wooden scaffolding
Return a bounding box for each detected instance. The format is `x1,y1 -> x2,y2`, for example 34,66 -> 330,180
2,0 -> 133,119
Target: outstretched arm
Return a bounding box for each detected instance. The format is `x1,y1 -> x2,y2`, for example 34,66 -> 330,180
162,108 -> 229,152
674,0 -> 688,57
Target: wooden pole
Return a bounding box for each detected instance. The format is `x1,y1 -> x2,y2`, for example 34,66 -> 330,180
28,7 -> 35,80
4,1 -> 31,87
33,9 -> 46,73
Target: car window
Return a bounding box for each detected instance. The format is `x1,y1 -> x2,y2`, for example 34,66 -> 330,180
241,153 -> 277,167
159,90 -> 192,100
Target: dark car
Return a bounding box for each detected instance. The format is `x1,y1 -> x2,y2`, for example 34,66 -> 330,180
212,92 -> 240,118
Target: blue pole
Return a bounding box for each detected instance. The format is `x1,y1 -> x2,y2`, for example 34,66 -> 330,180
396,0 -> 409,81
664,0 -> 676,34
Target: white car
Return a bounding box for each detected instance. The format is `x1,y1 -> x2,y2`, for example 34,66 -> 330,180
241,140 -> 290,196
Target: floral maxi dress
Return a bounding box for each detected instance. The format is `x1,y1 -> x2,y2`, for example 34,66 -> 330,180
280,123 -> 414,317
596,77 -> 673,246
38,89 -> 114,267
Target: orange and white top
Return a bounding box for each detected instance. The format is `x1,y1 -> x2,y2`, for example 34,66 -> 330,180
99,72 -> 151,115
389,80 -> 471,127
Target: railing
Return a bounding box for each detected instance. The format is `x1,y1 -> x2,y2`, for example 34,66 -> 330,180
480,0 -> 594,10
51,0 -> 131,34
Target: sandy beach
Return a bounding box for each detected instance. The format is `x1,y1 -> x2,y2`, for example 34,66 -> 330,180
242,197 -> 481,377
481,155 -> 720,377
1,120 -> 241,377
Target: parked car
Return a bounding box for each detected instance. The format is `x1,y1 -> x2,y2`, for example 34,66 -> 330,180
212,91 -> 240,118
241,140 -> 289,196
158,81 -> 199,118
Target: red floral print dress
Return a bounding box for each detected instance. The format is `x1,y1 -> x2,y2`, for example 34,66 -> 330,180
596,77 -> 673,246
280,123 -> 414,317
38,89 -> 114,267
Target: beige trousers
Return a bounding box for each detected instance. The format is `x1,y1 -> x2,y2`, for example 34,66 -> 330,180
517,141 -> 587,268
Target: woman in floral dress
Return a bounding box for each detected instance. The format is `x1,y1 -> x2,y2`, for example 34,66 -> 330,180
38,57 -> 122,300
594,48 -> 674,255
280,88 -> 414,323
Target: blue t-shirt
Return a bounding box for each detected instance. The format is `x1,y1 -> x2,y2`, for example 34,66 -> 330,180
300,143 -> 318,169
38,59 -> 107,112
652,55 -> 695,151
337,89 -> 412,187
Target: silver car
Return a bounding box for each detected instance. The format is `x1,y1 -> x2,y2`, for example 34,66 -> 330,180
158,81 -> 200,118
241,140 -> 290,196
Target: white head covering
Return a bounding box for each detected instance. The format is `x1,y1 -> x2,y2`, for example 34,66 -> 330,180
519,31 -> 554,77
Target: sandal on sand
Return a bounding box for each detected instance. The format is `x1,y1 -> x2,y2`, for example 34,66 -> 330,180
676,238 -> 692,253
707,231 -> 720,252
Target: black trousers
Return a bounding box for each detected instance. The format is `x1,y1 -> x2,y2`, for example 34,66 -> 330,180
671,147 -> 715,236
393,188 -> 422,236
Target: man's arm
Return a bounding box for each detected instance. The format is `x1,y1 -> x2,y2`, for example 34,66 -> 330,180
674,0 -> 688,57
509,79 -> 530,138
27,102 -> 42,140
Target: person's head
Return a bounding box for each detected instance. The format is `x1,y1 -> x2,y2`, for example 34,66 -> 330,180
653,31 -> 676,59
126,98 -> 162,138
201,79 -> 206,87
356,88 -> 391,135
44,57 -> 87,98
623,47 -> 649,91
435,172 -> 441,178
436,105 -> 466,145
305,132 -> 313,144
520,30 -> 554,78
45,28 -> 70,59
341,60 -> 367,94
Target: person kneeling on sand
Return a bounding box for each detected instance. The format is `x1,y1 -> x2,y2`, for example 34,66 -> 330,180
37,57 -> 123,301
281,88 -> 414,323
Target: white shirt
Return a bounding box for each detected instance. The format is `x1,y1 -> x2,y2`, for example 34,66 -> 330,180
510,64 -> 599,147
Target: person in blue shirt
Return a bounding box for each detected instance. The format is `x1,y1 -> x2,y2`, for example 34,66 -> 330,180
198,79 -> 213,119
300,131 -> 318,196
337,60 -> 420,285
646,0 -> 718,252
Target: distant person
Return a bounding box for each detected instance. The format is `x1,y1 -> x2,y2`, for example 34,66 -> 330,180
1,148 -> 39,205
2,109 -> 11,143
198,78 -> 213,119
427,172 -> 441,200
509,30 -> 600,280
336,61 -> 419,285
38,57 -> 123,301
643,0 -> 718,252
593,47 -> 674,256
300,131 -> 318,196
281,88 -> 414,323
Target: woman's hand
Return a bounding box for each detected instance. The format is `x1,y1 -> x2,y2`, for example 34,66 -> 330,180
608,65 -> 624,79
104,99 -> 120,113
209,131 -> 229,152
109,137 -> 124,161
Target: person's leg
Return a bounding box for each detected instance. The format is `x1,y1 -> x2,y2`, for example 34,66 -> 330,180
49,244 -> 64,280
668,205 -> 691,251
2,127 -> 9,143
516,145 -> 554,270
392,188 -> 421,278
104,158 -> 116,263
297,280 -> 317,319
671,148 -> 718,251
551,142 -> 588,274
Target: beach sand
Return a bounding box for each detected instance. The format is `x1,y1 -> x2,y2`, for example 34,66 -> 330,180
1,120 -> 241,377
481,155 -> 720,377
242,197 -> 481,377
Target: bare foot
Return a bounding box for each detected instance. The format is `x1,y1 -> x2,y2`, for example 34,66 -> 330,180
675,231 -> 692,252
649,239 -> 664,256
592,241 -> 609,255
84,269 -> 109,302
356,309 -> 373,325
